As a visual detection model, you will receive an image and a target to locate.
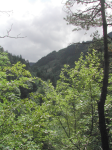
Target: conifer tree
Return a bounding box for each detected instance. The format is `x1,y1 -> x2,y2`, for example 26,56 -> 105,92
64,0 -> 112,149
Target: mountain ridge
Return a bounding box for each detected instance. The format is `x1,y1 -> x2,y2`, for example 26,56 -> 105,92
30,32 -> 112,86
31,41 -> 91,86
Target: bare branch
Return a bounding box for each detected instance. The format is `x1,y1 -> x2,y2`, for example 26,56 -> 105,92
0,10 -> 13,17
0,35 -> 27,39
0,24 -> 26,39
107,24 -> 112,26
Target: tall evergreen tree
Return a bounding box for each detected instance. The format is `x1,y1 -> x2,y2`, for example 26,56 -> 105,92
64,0 -> 112,149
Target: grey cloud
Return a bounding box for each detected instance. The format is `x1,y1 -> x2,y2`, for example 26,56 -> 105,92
0,3 -> 103,62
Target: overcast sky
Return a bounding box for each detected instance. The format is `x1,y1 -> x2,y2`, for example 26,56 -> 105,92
0,0 -> 112,62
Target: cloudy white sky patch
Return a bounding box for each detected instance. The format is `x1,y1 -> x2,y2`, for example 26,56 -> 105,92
0,0 -> 112,62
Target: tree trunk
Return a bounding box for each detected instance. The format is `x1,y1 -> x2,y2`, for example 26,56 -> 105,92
98,0 -> 109,149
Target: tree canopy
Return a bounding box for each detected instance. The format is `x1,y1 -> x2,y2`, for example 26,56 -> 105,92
63,0 -> 112,149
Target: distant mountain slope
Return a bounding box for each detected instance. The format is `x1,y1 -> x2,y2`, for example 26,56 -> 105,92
31,32 -> 112,83
0,46 -> 31,71
1,31 -> 112,86
29,62 -> 35,66
31,41 -> 91,86
32,42 -> 89,68
31,31 -> 112,86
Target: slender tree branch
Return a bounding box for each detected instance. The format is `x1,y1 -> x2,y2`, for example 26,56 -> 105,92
107,24 -> 112,26
0,11 -> 26,39
0,24 -> 26,39
0,10 -> 13,17
65,108 -> 71,137
57,117 -> 80,150
89,82 -> 94,136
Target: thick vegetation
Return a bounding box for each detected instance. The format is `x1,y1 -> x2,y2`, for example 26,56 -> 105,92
0,0 -> 112,149
0,43 -> 112,149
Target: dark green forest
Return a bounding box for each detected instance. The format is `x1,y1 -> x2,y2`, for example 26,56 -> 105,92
0,33 -> 112,149
1,0 -> 112,149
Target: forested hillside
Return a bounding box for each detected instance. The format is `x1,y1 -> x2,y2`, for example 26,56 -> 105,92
1,42 -> 112,149
31,41 -> 91,86
1,0 -> 112,149
0,46 -> 31,71
31,32 -> 112,86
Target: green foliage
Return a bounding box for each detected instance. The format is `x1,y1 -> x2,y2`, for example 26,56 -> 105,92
0,97 -> 53,149
0,55 -> 33,103
1,48 -> 112,149
38,49 -> 112,149
0,51 -> 53,149
8,52 -> 31,71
